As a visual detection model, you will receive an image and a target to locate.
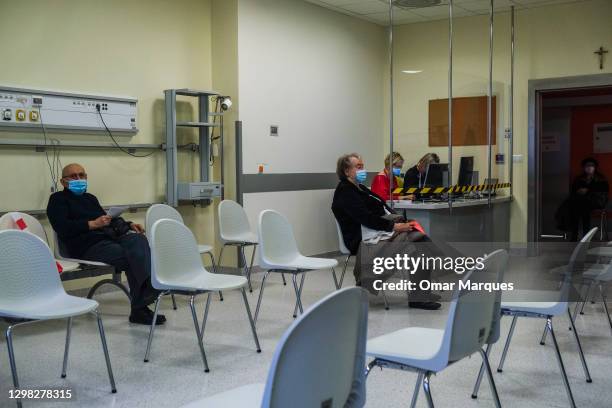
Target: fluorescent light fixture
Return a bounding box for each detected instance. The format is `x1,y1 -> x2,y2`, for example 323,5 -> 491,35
402,70 -> 423,74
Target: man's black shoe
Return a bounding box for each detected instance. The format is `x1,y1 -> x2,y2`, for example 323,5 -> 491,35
409,301 -> 442,310
129,307 -> 166,325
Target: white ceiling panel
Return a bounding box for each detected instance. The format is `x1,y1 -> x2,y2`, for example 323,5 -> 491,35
304,0 -> 593,25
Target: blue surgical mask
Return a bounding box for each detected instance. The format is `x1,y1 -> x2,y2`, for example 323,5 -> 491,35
392,167 -> 401,177
67,179 -> 87,196
355,169 -> 367,183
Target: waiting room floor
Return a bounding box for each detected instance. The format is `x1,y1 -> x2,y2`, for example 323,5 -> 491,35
1,258 -> 612,407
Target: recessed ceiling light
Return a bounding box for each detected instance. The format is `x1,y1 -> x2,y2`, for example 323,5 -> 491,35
402,70 -> 423,74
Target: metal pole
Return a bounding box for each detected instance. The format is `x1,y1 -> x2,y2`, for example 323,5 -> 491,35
220,113 -> 225,200
509,6 -> 515,199
388,0 -> 395,209
448,0 -> 454,212
487,0 -> 494,207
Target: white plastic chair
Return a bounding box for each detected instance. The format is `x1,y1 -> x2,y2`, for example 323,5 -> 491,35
0,212 -> 79,272
478,227 -> 598,408
144,219 -> 261,372
218,200 -> 259,292
181,287 -> 369,408
146,204 -> 221,307
0,230 -> 116,408
254,210 -> 339,324
365,249 -> 508,408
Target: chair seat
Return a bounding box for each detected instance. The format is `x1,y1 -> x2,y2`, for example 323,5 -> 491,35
366,327 -> 445,372
265,255 -> 338,272
588,246 -> 612,257
154,269 -> 248,292
197,244 -> 213,254
0,293 -> 98,320
501,290 -> 563,315
182,383 -> 264,408
57,259 -> 80,272
224,232 -> 258,245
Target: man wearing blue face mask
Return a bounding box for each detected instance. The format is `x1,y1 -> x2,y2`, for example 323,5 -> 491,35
46,163 -> 165,325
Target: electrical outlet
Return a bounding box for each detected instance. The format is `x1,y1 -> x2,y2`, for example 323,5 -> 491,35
29,110 -> 39,121
270,125 -> 279,137
16,109 -> 26,121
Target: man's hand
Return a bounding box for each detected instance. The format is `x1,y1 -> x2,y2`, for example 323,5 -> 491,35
88,215 -> 111,230
393,222 -> 414,233
130,223 -> 145,234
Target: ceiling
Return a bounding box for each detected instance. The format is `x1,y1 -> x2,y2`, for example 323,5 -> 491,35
303,0 -> 590,25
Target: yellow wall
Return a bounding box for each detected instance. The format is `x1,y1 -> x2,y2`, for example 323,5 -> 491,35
391,0 -> 612,241
0,0 -> 217,289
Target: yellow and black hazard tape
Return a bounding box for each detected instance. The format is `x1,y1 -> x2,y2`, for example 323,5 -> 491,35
393,182 -> 511,195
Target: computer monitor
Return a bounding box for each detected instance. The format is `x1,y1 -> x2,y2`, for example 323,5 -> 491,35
458,156 -> 474,187
424,163 -> 449,188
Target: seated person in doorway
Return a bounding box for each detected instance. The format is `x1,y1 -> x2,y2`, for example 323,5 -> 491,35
46,163 -> 165,325
331,153 -> 441,310
403,152 -> 440,189
568,157 -> 609,241
370,151 -> 411,201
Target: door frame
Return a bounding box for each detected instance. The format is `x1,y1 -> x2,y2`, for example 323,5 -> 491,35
528,73 -> 612,242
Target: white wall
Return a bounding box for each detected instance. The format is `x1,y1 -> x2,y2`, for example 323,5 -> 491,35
237,0 -> 386,256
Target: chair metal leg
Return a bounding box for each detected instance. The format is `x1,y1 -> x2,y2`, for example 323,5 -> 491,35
567,308 -> 592,382
339,255 -> 351,288
382,290 -> 390,310
247,244 -> 257,292
497,315 -> 518,372
599,284 -> 612,335
292,273 -> 306,318
61,317 -> 73,378
422,371 -> 434,408
200,292 -> 212,339
144,292 -> 165,362
189,295 -> 210,372
254,270 -> 271,324
240,246 -> 253,293
292,273 -> 305,317
579,282 -> 594,315
6,325 -> 22,408
206,252 -> 218,273
547,317 -> 577,408
94,310 -> 117,393
281,273 -> 287,285
410,372 -> 424,408
471,343 -> 492,399
219,291 -> 224,301
171,294 -> 177,310
241,288 -> 261,352
365,360 -> 377,378
479,347 -> 502,408
540,321 -> 549,345
331,267 -> 339,290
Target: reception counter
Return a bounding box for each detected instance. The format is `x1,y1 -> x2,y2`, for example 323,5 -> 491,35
389,196 -> 511,242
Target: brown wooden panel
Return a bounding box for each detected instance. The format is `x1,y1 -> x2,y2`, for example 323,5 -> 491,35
429,96 -> 497,146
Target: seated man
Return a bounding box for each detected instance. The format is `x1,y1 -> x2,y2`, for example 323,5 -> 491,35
332,153 -> 441,310
47,163 -> 165,325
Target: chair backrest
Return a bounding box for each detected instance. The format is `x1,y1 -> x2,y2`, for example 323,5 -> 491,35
146,204 -> 184,241
557,226 -> 598,303
0,212 -> 49,245
430,250 -> 507,369
218,199 -> 253,242
258,210 -> 301,269
261,287 -> 368,408
334,218 -> 350,255
0,230 -> 66,313
150,218 -> 211,288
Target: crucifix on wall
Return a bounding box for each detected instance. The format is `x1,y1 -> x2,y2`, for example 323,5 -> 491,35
595,46 -> 608,70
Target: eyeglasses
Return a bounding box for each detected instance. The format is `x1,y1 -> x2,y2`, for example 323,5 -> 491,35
62,172 -> 87,180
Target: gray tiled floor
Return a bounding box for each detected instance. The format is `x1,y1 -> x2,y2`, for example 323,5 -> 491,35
1,258 -> 612,407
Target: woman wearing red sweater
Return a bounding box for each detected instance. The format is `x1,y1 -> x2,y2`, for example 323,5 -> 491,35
371,152 -> 405,201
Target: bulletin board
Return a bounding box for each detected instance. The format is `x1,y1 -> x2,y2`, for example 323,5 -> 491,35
429,96 -> 497,146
